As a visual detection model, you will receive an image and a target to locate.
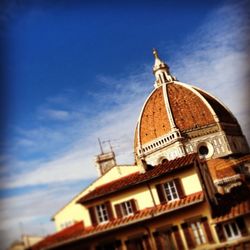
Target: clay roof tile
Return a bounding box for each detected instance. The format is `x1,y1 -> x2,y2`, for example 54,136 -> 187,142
78,154 -> 197,204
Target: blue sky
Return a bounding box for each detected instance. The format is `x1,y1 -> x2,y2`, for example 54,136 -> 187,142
1,0 -> 249,249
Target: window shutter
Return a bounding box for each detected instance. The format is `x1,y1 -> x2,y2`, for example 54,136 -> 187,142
215,224 -> 226,242
172,226 -> 185,250
201,217 -> 214,243
182,223 -> 195,249
88,206 -> 98,226
156,184 -> 167,204
125,240 -> 134,250
115,204 -> 123,218
114,240 -> 122,250
153,232 -> 164,250
105,201 -> 114,221
142,235 -> 152,250
131,199 -> 138,213
236,217 -> 247,236
174,178 -> 185,199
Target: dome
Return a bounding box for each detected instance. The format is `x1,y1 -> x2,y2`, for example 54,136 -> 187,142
134,50 -> 248,165
136,82 -> 241,146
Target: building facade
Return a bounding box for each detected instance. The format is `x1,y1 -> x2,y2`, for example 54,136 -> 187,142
31,50 -> 250,250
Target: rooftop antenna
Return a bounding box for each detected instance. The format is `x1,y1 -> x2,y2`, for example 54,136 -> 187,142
103,139 -> 114,152
98,138 -> 104,154
103,139 -> 116,165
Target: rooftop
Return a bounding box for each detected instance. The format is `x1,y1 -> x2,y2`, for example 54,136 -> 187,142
213,200 -> 250,224
207,154 -> 250,180
32,191 -> 204,250
78,153 -> 198,204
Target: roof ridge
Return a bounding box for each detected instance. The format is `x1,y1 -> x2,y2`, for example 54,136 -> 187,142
78,153 -> 198,204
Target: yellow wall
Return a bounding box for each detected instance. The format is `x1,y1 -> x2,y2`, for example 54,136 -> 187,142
54,165 -> 202,230
85,167 -> 203,226
53,164 -> 229,250
111,186 -> 155,210
149,168 -> 202,205
84,202 -> 217,250
181,171 -> 202,195
53,165 -> 141,231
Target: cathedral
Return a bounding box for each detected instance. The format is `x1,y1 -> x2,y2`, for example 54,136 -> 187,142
30,50 -> 250,250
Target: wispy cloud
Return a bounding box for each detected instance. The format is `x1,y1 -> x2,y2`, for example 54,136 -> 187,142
1,1 -> 249,249
1,0 -> 249,193
0,181 -> 91,250
1,70 -> 150,189
171,1 -> 250,140
39,108 -> 70,121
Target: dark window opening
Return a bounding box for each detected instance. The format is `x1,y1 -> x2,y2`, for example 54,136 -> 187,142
96,240 -> 121,250
161,158 -> 168,164
125,238 -> 144,250
163,73 -> 167,82
198,145 -> 209,156
154,230 -> 176,250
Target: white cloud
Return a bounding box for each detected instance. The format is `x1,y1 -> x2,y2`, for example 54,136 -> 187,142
0,182 -> 85,250
2,1 -> 249,189
40,109 -> 70,121
172,1 -> 249,140
1,1 -> 249,249
1,74 -> 148,188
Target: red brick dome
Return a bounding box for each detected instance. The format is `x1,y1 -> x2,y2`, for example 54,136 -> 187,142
134,81 -> 240,152
133,50 -> 247,163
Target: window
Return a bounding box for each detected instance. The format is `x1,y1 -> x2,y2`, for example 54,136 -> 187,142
96,204 -> 109,223
223,221 -> 241,240
190,221 -> 206,245
127,238 -> 144,250
88,201 -> 114,226
153,227 -> 182,250
197,142 -> 214,158
96,240 -> 121,250
115,199 -> 138,218
125,235 -> 150,250
163,180 -> 179,201
216,217 -> 247,242
121,201 -> 133,216
158,157 -> 168,164
161,158 -> 168,164
198,145 -> 209,156
182,217 -> 214,248
156,179 -> 185,204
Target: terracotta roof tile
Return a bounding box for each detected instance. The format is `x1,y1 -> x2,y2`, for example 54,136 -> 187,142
195,88 -> 237,124
78,153 -> 197,203
135,82 -> 241,153
213,199 -> 250,224
31,222 -> 84,250
207,154 -> 250,180
139,87 -> 171,144
32,192 -> 204,250
168,83 -> 215,131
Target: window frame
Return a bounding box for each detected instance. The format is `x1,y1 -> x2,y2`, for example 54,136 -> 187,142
95,203 -> 109,224
190,221 -> 206,245
115,199 -> 138,219
222,220 -> 241,240
182,217 -> 214,248
121,200 -> 134,217
163,180 -> 179,202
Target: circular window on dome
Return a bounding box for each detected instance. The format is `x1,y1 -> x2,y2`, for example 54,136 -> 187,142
197,142 -> 214,158
198,146 -> 209,156
158,157 -> 168,164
